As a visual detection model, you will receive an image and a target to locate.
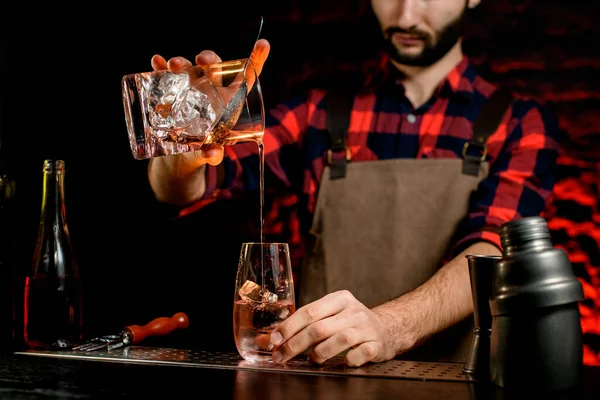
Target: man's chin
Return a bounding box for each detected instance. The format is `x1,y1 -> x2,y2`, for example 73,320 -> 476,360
396,49 -> 425,60
391,53 -> 428,67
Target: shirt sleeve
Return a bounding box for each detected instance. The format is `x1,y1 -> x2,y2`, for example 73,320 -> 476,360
450,98 -> 562,255
177,94 -> 312,218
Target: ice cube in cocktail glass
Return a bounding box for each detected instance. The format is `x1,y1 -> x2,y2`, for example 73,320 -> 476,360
233,242 -> 295,363
121,58 -> 264,160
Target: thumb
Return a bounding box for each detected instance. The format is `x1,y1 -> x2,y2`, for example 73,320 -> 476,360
250,39 -> 270,77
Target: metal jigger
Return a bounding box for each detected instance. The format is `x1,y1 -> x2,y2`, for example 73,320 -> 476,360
463,254 -> 501,379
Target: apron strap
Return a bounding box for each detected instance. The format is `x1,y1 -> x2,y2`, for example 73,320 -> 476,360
325,85 -> 514,179
326,81 -> 354,180
462,87 -> 514,176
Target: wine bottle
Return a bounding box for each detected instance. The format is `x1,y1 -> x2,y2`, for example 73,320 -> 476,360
24,159 -> 83,350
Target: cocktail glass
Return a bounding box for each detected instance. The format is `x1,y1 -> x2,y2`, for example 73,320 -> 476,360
233,242 -> 295,363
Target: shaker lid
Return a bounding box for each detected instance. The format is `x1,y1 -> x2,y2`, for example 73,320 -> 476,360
489,250 -> 584,315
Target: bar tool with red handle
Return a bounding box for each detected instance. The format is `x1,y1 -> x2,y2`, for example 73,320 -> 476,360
72,312 -> 189,351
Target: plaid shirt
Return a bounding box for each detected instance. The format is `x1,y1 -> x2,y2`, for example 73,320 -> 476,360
181,54 -> 561,268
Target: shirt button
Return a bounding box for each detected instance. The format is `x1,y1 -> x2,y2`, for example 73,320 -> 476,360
407,113 -> 417,123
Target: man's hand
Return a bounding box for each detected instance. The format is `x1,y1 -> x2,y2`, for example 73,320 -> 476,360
147,39 -> 271,205
270,290 -> 402,367
269,241 -> 501,367
149,38 -> 271,168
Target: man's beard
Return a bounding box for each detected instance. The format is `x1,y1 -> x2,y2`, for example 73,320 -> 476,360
381,11 -> 466,67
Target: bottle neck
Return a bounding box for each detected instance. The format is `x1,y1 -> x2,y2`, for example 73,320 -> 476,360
40,161 -> 66,226
34,160 -> 72,276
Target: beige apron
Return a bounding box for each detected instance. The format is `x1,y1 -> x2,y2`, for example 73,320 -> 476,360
299,158 -> 489,362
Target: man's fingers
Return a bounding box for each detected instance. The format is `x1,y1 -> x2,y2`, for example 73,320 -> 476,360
151,55 -> 168,71
344,341 -> 382,367
306,309 -> 378,365
272,290 -> 353,347
270,291 -> 360,364
152,42 -> 266,73
308,326 -> 367,365
195,50 -> 222,66
167,56 -> 193,73
200,146 -> 224,166
272,307 -> 375,365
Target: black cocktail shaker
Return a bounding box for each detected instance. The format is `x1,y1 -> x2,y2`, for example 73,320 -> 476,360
489,216 -> 584,390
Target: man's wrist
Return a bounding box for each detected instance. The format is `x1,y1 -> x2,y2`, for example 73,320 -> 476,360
372,297 -> 423,355
371,241 -> 500,355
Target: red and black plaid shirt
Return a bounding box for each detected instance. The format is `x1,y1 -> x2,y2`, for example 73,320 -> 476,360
181,54 -> 561,269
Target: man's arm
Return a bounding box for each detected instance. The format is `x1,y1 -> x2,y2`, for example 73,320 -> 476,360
372,241 -> 501,353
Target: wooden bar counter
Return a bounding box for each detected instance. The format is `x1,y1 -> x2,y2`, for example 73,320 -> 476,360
0,346 -> 598,399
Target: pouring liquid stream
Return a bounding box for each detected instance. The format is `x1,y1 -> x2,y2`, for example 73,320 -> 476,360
250,17 -> 267,289
257,139 -> 266,290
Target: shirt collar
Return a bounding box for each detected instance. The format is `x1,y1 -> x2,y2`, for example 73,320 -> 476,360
362,52 -> 477,101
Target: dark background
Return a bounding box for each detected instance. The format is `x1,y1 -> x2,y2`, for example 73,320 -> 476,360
2,1 -> 600,361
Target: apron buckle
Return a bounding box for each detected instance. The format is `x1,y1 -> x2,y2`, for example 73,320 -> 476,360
327,147 -> 351,164
462,141 -> 487,161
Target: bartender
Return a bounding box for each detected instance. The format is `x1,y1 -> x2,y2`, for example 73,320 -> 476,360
146,0 -> 560,366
